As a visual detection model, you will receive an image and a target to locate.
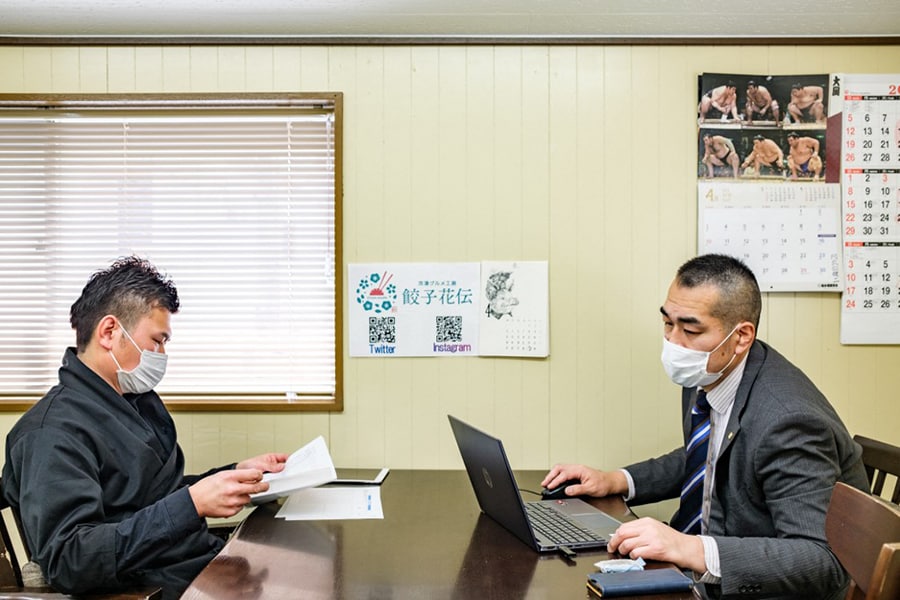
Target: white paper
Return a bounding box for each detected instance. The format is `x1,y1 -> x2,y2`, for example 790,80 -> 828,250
250,436 -> 337,504
276,486 -> 384,520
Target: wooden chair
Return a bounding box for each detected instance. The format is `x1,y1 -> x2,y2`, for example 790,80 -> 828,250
826,482 -> 900,600
0,478 -> 160,599
854,435 -> 900,505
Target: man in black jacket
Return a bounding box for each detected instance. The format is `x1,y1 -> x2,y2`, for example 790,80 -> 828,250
3,256 -> 287,599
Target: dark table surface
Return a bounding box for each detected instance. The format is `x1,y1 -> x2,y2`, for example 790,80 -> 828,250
181,470 -> 697,599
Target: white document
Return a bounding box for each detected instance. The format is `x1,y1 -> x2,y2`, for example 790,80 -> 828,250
250,435 -> 337,505
276,486 -> 384,520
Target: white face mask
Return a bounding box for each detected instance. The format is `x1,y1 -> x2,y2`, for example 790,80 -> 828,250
660,324 -> 740,389
109,325 -> 168,394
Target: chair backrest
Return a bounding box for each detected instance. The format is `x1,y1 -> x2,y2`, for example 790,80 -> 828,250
826,482 -> 900,600
0,479 -> 26,588
871,543 -> 899,600
854,435 -> 900,505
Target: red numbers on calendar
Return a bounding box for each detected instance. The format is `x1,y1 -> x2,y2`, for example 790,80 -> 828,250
888,84 -> 900,95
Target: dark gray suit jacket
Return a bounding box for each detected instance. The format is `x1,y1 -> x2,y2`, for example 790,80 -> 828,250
626,340 -> 868,599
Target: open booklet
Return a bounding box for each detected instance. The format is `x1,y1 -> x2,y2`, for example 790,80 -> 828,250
249,435 -> 337,505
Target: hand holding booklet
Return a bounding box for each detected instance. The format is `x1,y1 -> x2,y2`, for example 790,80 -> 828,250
249,435 -> 337,504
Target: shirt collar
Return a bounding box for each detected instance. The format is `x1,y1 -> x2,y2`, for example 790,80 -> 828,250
703,353 -> 747,415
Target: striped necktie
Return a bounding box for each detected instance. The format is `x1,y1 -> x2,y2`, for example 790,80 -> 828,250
670,390 -> 711,535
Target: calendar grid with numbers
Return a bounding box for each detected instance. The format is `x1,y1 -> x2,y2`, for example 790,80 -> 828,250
698,182 -> 842,292
838,74 -> 900,344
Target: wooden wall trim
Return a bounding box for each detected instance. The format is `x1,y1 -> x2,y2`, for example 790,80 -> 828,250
2,35 -> 899,47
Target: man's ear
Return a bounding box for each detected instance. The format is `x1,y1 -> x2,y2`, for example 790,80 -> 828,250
735,321 -> 756,354
95,315 -> 118,351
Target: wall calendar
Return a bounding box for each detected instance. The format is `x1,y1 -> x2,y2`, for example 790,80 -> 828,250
836,74 -> 900,344
696,72 -> 842,293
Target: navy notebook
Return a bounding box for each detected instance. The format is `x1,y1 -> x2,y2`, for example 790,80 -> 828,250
586,568 -> 693,597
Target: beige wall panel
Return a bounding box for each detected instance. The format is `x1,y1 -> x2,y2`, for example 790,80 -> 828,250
519,46 -> 553,468
382,46 -> 413,261
188,46 -> 219,91
572,46 -> 607,471
298,46 -> 329,89
0,48 -> 25,91
546,46 -> 580,467
628,47 -> 664,463
50,47 -> 79,91
1,46 -> 899,496
244,47 -> 274,91
160,46 -> 191,91
23,47 -> 53,91
598,46 -> 639,469
464,47 -> 497,260
134,47 -> 164,90
272,46 -> 302,90
216,46 -> 246,91
78,47 -> 108,91
108,47 -> 137,92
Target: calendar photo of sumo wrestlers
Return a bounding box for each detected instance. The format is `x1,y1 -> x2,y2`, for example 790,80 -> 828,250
696,72 -> 842,294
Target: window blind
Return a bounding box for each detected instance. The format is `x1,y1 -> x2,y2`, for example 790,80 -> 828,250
0,97 -> 340,407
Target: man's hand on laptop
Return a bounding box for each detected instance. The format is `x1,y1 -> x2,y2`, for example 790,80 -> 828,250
541,465 -> 628,498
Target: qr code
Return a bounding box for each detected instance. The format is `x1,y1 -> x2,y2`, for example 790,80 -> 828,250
369,316 -> 396,344
435,315 -> 463,343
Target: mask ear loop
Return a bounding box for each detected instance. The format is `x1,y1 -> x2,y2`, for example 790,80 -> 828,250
109,322 -> 142,374
707,324 -> 742,376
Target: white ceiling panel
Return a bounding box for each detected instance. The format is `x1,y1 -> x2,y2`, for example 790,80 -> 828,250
1,0 -> 899,39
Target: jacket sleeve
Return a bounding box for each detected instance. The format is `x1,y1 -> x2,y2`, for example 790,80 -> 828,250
7,426 -> 214,594
624,447 -> 684,506
712,411 -> 850,598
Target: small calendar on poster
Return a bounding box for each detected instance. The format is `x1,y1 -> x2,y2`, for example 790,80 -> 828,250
698,182 -> 842,292
836,74 -> 900,344
479,261 -> 549,357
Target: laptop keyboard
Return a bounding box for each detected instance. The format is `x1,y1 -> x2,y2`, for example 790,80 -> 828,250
525,502 -> 607,545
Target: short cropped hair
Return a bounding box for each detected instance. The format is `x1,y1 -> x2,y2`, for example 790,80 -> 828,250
675,254 -> 761,329
69,256 -> 180,352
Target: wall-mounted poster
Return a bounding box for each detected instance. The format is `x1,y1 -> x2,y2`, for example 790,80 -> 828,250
349,263 -> 481,357
348,261 -> 550,357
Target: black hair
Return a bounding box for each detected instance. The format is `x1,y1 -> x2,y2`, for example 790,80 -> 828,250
753,134 -> 765,141
69,256 -> 179,351
787,131 -> 799,139
676,254 -> 761,329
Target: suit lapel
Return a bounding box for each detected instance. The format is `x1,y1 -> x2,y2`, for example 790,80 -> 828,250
718,340 -> 767,457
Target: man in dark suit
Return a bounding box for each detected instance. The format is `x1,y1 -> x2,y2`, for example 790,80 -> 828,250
543,254 -> 868,599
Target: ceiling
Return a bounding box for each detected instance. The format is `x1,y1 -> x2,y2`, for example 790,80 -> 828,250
2,0 -> 899,41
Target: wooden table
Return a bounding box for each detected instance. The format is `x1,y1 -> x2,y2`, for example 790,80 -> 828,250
181,470 -> 695,599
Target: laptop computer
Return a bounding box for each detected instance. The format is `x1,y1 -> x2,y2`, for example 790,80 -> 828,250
448,415 -> 622,554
